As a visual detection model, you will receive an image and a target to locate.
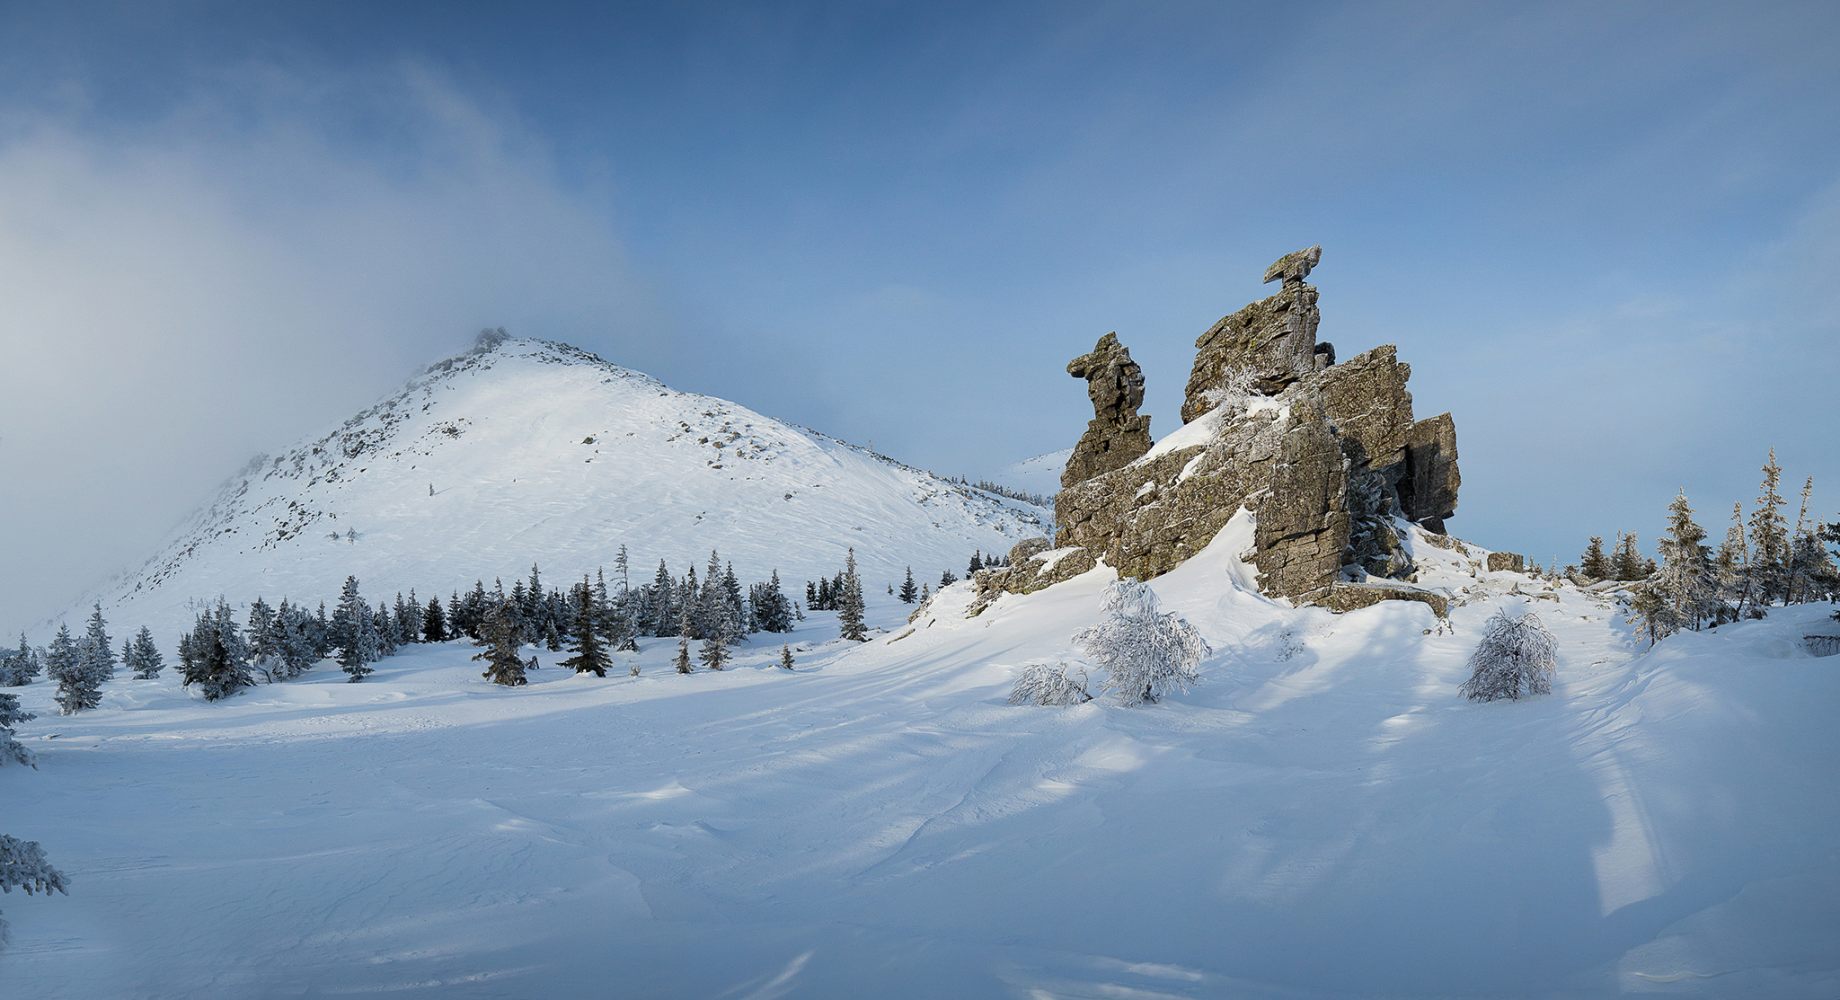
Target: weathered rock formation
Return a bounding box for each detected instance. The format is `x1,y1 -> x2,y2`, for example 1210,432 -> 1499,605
1181,244 -> 1324,421
1062,333 -> 1153,488
984,245 -> 1466,612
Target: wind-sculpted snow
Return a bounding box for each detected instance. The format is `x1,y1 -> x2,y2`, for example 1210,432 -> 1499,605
6,524 -> 1837,997
67,338 -> 1047,640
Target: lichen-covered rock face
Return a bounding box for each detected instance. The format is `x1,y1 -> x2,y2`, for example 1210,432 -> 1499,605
1317,345 -> 1413,478
1062,332 -> 1153,489
1400,412 -> 1460,526
1182,246 -> 1324,422
1251,396 -> 1353,597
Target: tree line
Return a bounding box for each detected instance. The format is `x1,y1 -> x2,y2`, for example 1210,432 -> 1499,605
1601,450 -> 1840,643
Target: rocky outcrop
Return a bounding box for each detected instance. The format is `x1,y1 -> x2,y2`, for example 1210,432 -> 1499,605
968,538 -> 1099,616
1181,247 -> 1324,421
979,245 -> 1465,612
1485,552 -> 1526,573
1057,246 -> 1464,603
1303,583 -> 1450,619
1062,333 -> 1152,488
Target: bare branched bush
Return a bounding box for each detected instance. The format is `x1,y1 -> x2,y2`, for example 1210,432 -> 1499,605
1007,661 -> 1093,706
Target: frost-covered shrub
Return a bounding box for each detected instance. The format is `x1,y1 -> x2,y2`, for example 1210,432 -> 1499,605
1007,661 -> 1092,706
1199,365 -> 1260,414
1073,580 -> 1210,706
1459,609 -> 1557,702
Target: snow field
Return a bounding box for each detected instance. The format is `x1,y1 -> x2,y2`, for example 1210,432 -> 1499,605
7,525 -> 1838,997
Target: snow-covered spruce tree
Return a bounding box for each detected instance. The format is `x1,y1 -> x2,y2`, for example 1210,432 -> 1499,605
247,597 -> 287,681
330,576 -> 364,655
1459,609 -> 1557,702
1072,579 -> 1209,706
780,644 -> 794,670
721,562 -> 745,636
1646,490 -> 1718,638
47,623 -> 103,715
332,576 -> 378,682
180,603 -> 255,701
560,578 -> 611,677
126,626 -> 164,679
1715,502 -> 1753,623
1785,476 -> 1838,604
679,566 -> 701,639
0,833 -> 68,948
674,604 -> 694,675
652,560 -> 676,637
939,569 -> 957,588
422,595 -> 449,643
699,570 -> 737,672
474,604 -> 528,687
839,548 -> 867,642
275,601 -> 320,678
1814,517 -> 1840,605
899,567 -> 918,604
1,633 -> 41,687
1749,449 -> 1791,605
374,602 -> 398,658
1611,532 -> 1647,582
1579,536 -> 1610,581
81,603 -> 115,679
699,629 -> 729,671
750,571 -> 794,634
396,592 -> 419,645
1,691 -> 34,768
1007,661 -> 1093,706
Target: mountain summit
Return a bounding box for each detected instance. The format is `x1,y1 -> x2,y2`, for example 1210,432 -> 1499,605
80,334 -> 1046,635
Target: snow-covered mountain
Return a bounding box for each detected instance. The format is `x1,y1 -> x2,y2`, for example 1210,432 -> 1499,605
73,335 -> 1047,637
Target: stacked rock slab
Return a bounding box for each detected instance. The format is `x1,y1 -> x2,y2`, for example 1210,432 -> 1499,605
1040,245 -> 1464,605
1061,332 -> 1153,489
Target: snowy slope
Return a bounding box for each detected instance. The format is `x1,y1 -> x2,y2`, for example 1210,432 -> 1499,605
7,520 -> 1836,998
994,447 -> 1072,500
65,337 -> 1047,638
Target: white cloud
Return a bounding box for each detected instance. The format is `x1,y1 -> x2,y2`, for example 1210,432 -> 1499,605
0,60 -> 653,633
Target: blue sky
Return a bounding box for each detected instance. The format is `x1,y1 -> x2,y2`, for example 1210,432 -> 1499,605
2,1 -> 1836,628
